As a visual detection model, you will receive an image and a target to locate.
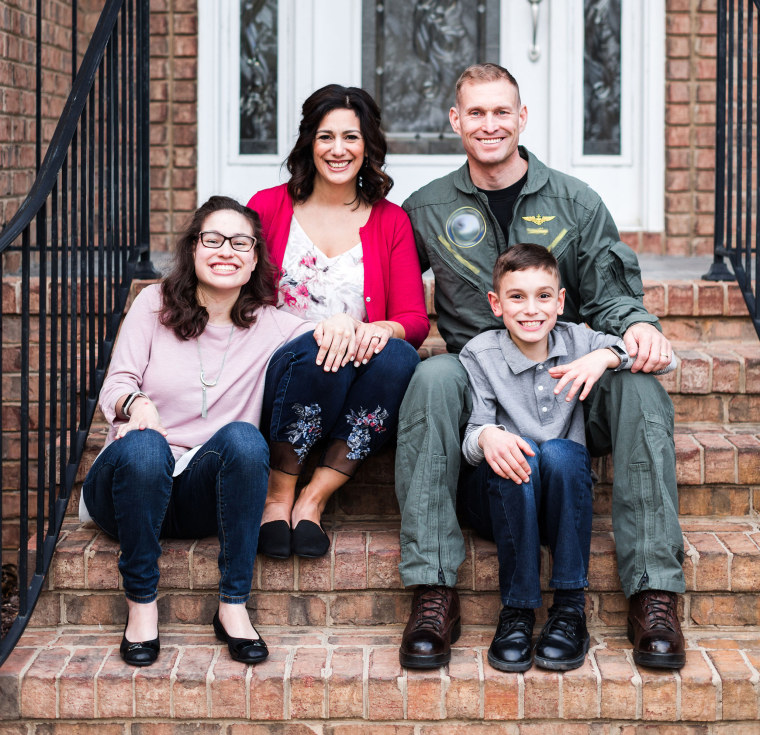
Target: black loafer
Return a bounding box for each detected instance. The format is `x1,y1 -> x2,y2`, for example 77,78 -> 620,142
534,605 -> 590,671
487,606 -> 535,672
120,618 -> 160,667
258,520 -> 292,559
291,520 -> 330,558
213,610 -> 268,664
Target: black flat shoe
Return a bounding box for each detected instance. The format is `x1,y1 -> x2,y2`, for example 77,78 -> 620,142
291,520 -> 330,558
258,520 -> 292,559
487,605 -> 535,672
534,605 -> 590,671
120,617 -> 160,667
213,610 -> 268,664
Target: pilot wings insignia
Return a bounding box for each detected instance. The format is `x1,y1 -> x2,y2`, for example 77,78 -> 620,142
522,215 -> 556,226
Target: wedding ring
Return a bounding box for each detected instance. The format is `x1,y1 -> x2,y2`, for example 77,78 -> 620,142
661,352 -> 670,358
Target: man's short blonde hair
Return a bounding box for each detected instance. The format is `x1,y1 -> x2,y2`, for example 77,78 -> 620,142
455,63 -> 521,107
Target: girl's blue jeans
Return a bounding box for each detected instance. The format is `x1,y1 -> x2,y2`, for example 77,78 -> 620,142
82,422 -> 268,604
262,332 -> 419,476
461,437 -> 593,609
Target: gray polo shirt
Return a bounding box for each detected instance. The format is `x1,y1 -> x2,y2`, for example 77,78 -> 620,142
460,322 -> 653,466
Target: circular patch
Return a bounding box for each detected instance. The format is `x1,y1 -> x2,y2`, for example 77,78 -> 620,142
445,207 -> 487,248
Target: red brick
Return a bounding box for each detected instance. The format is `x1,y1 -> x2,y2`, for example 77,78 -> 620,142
21,646 -> 70,718
523,665 -> 560,719
368,530 -> 402,588
368,647 -> 404,720
562,656 -> 599,718
290,646 -> 328,719
596,649 -> 638,719
708,649 -> 758,719
328,647 -> 364,719
721,532 -> 760,591
209,651 -> 249,719
96,650 -> 136,718
728,434 -> 760,484
59,646 -> 110,718
639,665 -> 678,720
134,647 -> 180,717
333,530 -> 367,589
248,646 -> 288,720
694,433 -> 736,484
444,647 -> 480,719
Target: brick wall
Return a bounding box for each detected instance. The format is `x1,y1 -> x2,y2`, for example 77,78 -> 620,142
0,1 -> 743,257
148,0 -> 198,253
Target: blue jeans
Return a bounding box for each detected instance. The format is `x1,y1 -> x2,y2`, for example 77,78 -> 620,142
461,438 -> 593,609
82,422 -> 269,604
262,332 -> 419,476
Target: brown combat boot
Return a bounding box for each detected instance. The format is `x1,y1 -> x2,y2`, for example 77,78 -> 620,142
399,585 -> 461,669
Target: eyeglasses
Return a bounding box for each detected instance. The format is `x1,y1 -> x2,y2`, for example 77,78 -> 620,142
198,231 -> 257,252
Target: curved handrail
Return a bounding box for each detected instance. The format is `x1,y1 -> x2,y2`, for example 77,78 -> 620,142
0,1 -> 122,252
0,0 -> 152,666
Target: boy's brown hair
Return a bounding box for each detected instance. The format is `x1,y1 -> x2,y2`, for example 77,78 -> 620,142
492,243 -> 561,292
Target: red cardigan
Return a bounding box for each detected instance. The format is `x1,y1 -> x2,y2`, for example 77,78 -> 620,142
248,184 -> 429,348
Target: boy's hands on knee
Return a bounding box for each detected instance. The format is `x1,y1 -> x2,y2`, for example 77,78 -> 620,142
478,426 -> 534,484
548,348 -> 621,401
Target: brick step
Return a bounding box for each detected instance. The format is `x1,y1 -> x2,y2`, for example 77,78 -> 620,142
35,516 -> 760,630
59,422 -> 760,524
3,624 -> 760,725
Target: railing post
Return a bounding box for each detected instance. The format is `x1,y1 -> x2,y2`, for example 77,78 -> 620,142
134,0 -> 159,278
704,0 -> 735,281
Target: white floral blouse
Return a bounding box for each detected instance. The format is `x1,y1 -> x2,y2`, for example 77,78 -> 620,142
276,215 -> 368,322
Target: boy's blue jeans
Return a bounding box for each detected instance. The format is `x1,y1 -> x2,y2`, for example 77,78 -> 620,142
262,332 -> 419,476
82,422 -> 268,604
461,437 -> 593,609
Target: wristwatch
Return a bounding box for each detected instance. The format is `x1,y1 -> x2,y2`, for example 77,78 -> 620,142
122,391 -> 148,417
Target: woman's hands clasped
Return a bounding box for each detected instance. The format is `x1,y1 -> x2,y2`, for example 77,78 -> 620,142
313,314 -> 395,372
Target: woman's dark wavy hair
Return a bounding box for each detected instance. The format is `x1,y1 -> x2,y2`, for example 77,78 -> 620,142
159,195 -> 278,340
286,84 -> 392,207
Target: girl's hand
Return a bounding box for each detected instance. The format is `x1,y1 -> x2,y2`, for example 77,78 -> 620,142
352,321 -> 394,367
313,313 -> 358,372
115,397 -> 167,439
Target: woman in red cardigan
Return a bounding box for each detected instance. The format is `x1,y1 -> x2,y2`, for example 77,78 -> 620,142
248,84 -> 428,559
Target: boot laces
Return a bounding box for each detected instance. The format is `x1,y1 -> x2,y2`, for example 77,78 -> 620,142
412,586 -> 449,632
642,592 -> 677,631
497,606 -> 534,636
543,606 -> 582,636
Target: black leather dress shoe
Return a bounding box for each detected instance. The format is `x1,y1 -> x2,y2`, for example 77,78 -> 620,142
120,618 -> 160,667
487,606 -> 535,672
291,520 -> 330,558
534,605 -> 589,671
399,586 -> 461,669
213,611 -> 268,664
627,590 -> 685,669
258,520 -> 292,559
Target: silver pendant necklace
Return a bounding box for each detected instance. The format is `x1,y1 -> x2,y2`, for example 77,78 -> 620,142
196,325 -> 234,418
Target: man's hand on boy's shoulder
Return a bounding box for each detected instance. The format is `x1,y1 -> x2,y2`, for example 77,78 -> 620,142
478,426 -> 535,484
548,348 -> 621,402
622,323 -> 673,374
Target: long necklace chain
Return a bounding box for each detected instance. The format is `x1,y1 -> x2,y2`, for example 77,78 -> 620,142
196,325 -> 234,418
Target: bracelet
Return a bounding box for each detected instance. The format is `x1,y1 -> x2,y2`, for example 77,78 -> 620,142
122,391 -> 148,418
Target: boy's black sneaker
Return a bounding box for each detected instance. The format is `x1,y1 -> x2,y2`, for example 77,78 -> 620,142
534,605 -> 590,671
487,606 -> 535,672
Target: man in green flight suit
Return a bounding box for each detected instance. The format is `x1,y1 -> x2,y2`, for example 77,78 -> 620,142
395,62 -> 685,671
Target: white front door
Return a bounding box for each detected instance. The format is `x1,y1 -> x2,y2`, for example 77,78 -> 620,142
198,0 -> 664,231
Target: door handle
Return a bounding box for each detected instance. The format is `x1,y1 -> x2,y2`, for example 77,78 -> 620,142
527,0 -> 543,62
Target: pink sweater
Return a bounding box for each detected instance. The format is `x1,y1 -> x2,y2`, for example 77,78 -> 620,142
98,284 -> 312,460
247,184 -> 429,348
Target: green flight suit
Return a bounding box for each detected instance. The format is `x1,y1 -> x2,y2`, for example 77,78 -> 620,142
396,147 -> 685,598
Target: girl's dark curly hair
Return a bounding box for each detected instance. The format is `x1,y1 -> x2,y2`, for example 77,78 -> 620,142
286,84 -> 392,207
159,195 -> 278,340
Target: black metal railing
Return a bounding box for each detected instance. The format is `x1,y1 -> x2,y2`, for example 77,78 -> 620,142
705,0 -> 760,340
0,0 -> 155,665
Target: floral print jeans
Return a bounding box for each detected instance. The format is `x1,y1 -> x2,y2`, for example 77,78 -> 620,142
261,332 -> 420,476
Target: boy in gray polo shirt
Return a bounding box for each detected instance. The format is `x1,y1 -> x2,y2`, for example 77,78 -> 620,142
459,243 -> 674,673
